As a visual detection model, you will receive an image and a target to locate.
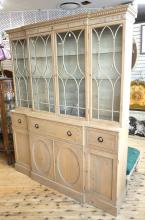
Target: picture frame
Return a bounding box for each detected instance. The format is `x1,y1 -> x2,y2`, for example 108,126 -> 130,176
141,25 -> 145,54
130,81 -> 145,111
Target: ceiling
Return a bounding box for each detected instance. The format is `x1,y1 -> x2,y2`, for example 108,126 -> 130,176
1,0 -> 134,11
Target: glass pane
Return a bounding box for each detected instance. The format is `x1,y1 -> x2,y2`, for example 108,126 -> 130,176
29,35 -> 54,112
92,25 -> 122,122
12,39 -> 32,108
57,30 -> 85,117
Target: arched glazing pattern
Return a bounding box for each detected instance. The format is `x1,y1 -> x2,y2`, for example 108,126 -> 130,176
12,39 -> 32,107
92,24 -> 122,122
29,34 -> 54,112
57,30 -> 85,117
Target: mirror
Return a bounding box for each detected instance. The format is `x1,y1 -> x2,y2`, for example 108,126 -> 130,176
132,39 -> 137,69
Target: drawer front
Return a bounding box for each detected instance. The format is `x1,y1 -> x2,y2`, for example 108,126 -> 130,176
87,128 -> 117,153
28,117 -> 83,145
11,113 -> 27,129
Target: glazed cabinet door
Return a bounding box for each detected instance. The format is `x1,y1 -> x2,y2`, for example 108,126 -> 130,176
56,29 -> 86,117
86,148 -> 117,211
29,34 -> 55,112
29,134 -> 54,180
54,141 -> 83,193
91,24 -> 123,122
13,128 -> 30,175
11,39 -> 32,108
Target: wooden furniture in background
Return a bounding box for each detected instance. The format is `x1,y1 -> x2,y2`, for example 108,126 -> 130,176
0,73 -> 15,164
7,4 -> 136,216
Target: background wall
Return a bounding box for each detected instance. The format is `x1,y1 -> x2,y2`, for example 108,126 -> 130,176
130,22 -> 145,121
0,9 -> 95,32
132,23 -> 145,80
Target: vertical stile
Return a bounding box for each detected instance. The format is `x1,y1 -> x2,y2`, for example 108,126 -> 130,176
119,20 -> 134,128
88,26 -> 92,120
27,36 -> 34,110
52,31 -> 60,115
119,22 -> 125,127
10,40 -> 18,107
85,20 -> 90,121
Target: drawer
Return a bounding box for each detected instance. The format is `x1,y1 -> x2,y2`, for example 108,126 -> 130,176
87,128 -> 117,153
28,117 -> 83,145
11,113 -> 27,130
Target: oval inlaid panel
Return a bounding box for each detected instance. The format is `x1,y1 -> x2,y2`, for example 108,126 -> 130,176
32,140 -> 51,174
57,148 -> 80,186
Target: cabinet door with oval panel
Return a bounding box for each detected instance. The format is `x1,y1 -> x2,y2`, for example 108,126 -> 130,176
29,134 -> 54,180
54,141 -> 83,193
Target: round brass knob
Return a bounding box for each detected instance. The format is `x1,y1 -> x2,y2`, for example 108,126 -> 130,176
35,124 -> 39,129
97,136 -> 103,143
18,119 -> 21,124
67,130 -> 72,137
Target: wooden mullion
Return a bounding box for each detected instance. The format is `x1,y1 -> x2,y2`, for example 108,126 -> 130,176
51,32 -> 60,115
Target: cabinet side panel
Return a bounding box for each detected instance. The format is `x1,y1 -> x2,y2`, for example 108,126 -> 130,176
120,20 -> 134,127
13,130 -> 30,167
117,129 -> 128,202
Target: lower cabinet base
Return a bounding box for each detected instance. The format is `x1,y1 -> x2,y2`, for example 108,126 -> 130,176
31,171 -> 121,216
86,194 -> 118,216
31,171 -> 84,203
15,163 -> 30,176
13,166 -> 124,216
12,112 -> 127,217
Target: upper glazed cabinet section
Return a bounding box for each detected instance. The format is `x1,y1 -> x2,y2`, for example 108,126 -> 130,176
9,5 -> 136,123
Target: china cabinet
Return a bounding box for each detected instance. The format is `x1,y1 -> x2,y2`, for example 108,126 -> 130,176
7,4 -> 137,216
0,76 -> 15,164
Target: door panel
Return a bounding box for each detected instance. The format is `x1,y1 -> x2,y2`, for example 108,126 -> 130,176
29,134 -> 54,180
55,141 -> 83,192
13,128 -> 30,168
86,148 -> 117,202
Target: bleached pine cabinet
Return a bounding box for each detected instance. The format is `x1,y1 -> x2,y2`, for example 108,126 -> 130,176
8,4 -> 136,216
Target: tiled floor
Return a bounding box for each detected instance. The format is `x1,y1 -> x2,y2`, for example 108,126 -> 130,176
0,136 -> 145,220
